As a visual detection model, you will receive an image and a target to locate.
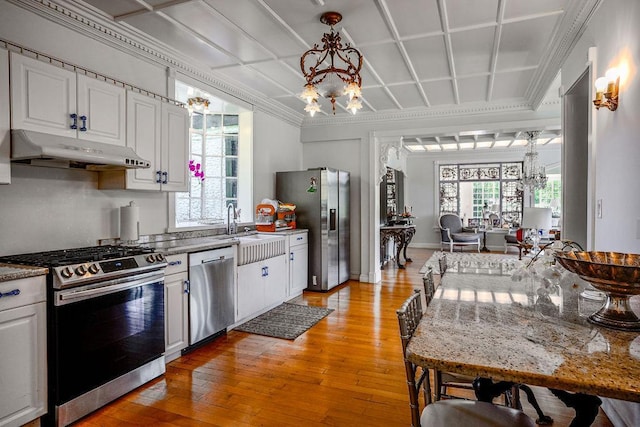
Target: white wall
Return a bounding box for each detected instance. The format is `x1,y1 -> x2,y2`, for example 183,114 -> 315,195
561,0 -> 640,254
0,3 -> 303,255
252,111 -> 302,203
0,165 -> 167,255
560,0 -> 640,421
302,138 -> 362,279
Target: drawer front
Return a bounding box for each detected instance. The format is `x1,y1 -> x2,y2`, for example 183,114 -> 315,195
289,232 -> 308,247
0,276 -> 46,312
165,253 -> 188,275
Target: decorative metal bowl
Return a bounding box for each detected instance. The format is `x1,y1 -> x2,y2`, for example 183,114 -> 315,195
554,251 -> 640,331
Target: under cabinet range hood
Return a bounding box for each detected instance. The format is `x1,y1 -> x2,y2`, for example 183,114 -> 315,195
10,129 -> 151,170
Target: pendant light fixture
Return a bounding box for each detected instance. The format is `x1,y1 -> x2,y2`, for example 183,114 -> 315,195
299,11 -> 363,116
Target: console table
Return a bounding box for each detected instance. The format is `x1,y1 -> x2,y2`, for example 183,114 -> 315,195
380,224 -> 416,269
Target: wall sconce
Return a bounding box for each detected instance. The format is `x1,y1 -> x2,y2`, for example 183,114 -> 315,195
593,68 -> 619,111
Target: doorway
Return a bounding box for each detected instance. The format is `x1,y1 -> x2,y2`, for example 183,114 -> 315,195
562,68 -> 590,249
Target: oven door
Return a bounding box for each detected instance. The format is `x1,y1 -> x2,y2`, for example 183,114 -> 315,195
52,271 -> 165,405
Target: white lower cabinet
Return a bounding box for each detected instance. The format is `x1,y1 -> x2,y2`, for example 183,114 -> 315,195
236,254 -> 286,322
287,231 -> 309,297
164,254 -> 189,362
0,276 -> 47,427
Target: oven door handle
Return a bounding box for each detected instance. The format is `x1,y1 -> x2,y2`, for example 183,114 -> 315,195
56,272 -> 164,305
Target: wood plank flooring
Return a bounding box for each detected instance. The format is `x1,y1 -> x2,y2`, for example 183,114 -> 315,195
76,248 -> 613,426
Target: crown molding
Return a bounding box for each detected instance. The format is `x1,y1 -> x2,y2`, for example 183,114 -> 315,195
302,99 -> 540,128
527,0 -> 603,109
9,0 -> 304,127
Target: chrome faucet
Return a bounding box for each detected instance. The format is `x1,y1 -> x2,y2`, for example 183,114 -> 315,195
227,203 -> 237,235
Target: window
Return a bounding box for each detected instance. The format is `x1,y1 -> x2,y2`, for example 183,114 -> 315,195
534,174 -> 562,226
439,162 -> 523,227
172,81 -> 252,230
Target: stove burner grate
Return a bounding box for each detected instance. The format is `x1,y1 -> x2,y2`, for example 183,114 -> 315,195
0,245 -> 154,267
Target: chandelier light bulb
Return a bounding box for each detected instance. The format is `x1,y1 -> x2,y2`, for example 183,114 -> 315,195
299,84 -> 319,104
344,81 -> 361,101
304,99 -> 321,117
347,96 -> 362,115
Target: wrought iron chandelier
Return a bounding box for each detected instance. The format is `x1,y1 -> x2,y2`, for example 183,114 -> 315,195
299,11 -> 363,116
518,131 -> 548,191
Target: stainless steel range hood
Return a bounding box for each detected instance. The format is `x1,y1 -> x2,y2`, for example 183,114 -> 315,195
11,129 -> 151,170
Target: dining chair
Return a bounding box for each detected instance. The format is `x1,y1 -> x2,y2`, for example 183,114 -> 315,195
437,254 -> 447,275
422,267 -> 435,306
396,290 -> 535,427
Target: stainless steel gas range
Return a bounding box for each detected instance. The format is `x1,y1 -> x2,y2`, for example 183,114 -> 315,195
0,245 -> 167,426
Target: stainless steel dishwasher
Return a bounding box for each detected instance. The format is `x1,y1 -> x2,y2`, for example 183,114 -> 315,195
188,245 -> 235,346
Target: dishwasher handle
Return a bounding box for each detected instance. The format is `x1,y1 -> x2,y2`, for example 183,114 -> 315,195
201,254 -> 232,264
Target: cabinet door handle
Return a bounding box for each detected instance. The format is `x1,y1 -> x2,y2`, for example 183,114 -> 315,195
0,289 -> 20,298
70,113 -> 78,130
184,279 -> 190,294
168,260 -> 182,266
265,266 -> 269,276
79,115 -> 87,131
156,171 -> 162,183
290,252 -> 294,261
162,171 -> 168,184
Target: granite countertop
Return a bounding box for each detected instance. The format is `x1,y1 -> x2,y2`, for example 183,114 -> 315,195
0,264 -> 48,282
406,266 -> 640,402
147,235 -> 239,255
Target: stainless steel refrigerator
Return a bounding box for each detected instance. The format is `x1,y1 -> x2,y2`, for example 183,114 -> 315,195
276,168 -> 350,291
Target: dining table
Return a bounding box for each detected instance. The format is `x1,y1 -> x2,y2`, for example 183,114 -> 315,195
405,258 -> 640,425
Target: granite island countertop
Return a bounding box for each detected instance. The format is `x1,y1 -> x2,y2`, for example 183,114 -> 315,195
0,264 -> 48,282
406,265 -> 640,402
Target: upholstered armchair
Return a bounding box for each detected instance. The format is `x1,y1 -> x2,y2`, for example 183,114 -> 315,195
438,213 -> 481,252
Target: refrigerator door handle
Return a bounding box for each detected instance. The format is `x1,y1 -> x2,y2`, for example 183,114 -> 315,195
330,208 -> 336,231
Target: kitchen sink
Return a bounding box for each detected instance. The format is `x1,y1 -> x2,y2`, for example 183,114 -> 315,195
237,234 -> 286,265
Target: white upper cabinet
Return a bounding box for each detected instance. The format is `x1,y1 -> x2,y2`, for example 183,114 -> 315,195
76,74 -> 126,146
124,91 -> 162,190
10,53 -> 126,146
161,102 -> 189,192
0,48 -> 9,184
99,91 -> 188,191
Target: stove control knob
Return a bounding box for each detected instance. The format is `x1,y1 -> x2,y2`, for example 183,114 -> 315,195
155,254 -> 165,262
60,267 -> 74,279
146,255 -> 156,263
75,265 -> 87,276
88,264 -> 99,274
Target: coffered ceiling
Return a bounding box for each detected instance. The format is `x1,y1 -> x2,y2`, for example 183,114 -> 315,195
65,0 -> 598,146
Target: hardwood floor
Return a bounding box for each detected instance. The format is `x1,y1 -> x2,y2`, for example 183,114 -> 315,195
76,248 -> 613,426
